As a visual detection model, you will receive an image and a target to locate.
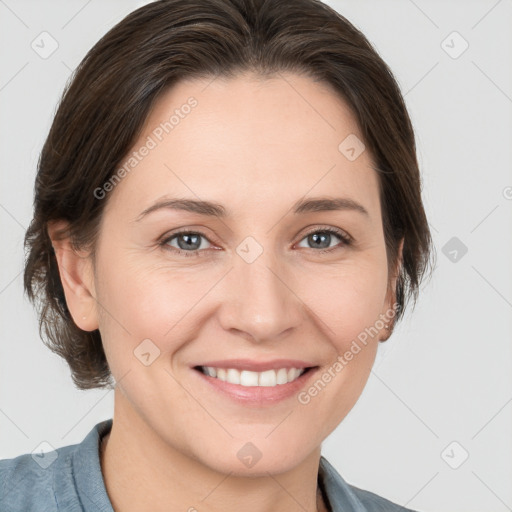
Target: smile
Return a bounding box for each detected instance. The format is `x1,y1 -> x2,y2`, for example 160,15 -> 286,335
197,366 -> 308,387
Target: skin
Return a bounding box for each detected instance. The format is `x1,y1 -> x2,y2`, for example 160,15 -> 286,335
50,71 -> 403,512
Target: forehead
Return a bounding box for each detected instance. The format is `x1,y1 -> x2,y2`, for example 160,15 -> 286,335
104,72 -> 380,220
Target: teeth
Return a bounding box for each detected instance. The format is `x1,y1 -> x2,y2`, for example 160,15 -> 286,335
288,368 -> 300,381
205,367 -> 217,378
200,366 -> 307,386
227,368 -> 240,384
276,368 -> 288,384
240,370 -> 259,386
258,370 -> 276,387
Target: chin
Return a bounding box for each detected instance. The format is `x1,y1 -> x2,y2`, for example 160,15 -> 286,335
195,440 -> 312,477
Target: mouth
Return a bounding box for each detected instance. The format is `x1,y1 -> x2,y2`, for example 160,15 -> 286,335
191,360 -> 320,406
193,365 -> 316,387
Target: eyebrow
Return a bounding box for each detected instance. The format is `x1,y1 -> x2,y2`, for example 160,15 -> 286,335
135,196 -> 369,222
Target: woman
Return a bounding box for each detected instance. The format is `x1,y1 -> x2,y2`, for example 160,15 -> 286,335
0,0 -> 433,510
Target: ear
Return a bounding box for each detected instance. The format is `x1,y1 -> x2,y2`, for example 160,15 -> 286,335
48,220 -> 99,332
379,238 -> 404,341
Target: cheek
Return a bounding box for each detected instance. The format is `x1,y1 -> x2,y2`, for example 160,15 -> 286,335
291,260 -> 388,435
94,250 -> 214,359
297,258 -> 389,345
96,243 -> 389,354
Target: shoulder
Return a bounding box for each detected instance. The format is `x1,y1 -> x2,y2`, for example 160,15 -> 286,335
346,483 -> 419,512
0,418 -> 113,512
319,456 -> 420,512
0,443 -> 76,511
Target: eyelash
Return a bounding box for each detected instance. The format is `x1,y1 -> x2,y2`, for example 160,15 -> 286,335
158,227 -> 352,258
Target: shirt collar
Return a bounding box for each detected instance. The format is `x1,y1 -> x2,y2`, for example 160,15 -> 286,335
70,418 -> 114,512
318,455 -> 366,511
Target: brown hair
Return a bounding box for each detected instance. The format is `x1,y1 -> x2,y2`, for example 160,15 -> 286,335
24,0 -> 434,390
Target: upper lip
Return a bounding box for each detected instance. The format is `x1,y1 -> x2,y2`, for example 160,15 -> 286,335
193,359 -> 317,372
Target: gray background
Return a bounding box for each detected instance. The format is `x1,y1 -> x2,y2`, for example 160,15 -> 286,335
1,1 -> 511,511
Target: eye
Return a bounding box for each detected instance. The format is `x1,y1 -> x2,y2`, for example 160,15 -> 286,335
159,226 -> 352,258
296,227 -> 351,254
160,230 -> 214,258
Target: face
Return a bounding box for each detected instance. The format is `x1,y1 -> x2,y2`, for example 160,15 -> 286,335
77,72 -> 399,475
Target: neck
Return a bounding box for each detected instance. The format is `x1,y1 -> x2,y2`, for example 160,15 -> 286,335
99,395 -> 329,512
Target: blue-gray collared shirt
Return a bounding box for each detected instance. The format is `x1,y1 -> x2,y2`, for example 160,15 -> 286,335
0,419 -> 419,511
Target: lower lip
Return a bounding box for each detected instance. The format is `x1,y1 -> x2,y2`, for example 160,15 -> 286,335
192,367 -> 319,406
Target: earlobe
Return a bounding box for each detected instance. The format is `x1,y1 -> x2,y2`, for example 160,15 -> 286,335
48,220 -> 99,332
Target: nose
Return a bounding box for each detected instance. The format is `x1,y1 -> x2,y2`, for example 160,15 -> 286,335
217,250 -> 304,343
